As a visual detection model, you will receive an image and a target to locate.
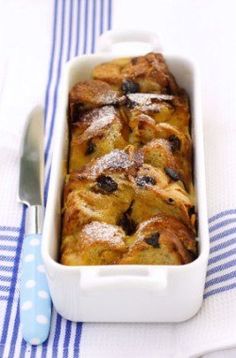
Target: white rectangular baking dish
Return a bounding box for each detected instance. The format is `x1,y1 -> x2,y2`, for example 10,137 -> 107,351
42,30 -> 209,322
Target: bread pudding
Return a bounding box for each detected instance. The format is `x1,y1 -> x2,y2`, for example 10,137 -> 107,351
61,52 -> 197,266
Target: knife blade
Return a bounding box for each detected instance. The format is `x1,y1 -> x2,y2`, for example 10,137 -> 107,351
19,106 -> 44,207
18,106 -> 51,345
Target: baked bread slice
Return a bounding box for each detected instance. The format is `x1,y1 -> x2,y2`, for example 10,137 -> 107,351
93,52 -> 180,94
61,222 -> 127,265
120,215 -> 197,265
69,106 -> 129,171
125,93 -> 191,132
69,80 -> 122,122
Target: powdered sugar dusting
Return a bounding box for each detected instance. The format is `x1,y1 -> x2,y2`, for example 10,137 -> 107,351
97,90 -> 119,104
127,93 -> 174,111
84,149 -> 143,177
93,150 -> 133,174
78,106 -> 116,143
82,221 -> 125,246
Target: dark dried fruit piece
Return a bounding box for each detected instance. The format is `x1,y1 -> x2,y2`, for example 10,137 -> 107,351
168,135 -> 181,152
164,167 -> 181,181
126,98 -> 135,108
121,79 -> 140,94
144,233 -> 160,248
188,206 -> 195,216
85,140 -> 96,155
131,57 -> 138,65
96,175 -> 118,193
118,213 -> 136,235
136,176 -> 156,187
70,103 -> 83,122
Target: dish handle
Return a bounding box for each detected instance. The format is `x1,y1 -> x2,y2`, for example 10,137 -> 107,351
80,267 -> 167,293
97,30 -> 162,55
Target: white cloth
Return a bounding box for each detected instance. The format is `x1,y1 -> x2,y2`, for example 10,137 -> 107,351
0,0 -> 235,357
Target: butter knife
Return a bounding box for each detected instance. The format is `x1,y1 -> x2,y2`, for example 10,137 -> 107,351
18,106 -> 51,345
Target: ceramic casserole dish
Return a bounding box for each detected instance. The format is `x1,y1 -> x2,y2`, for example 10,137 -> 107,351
42,30 -> 209,322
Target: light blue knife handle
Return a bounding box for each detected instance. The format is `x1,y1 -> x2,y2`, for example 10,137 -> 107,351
20,234 -> 51,345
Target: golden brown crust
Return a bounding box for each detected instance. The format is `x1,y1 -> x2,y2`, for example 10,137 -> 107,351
125,92 -> 191,132
69,106 -> 129,171
61,215 -> 197,266
93,53 -> 180,94
63,151 -> 194,236
61,222 -> 127,265
69,80 -> 122,121
61,52 -> 197,266
141,138 -> 192,192
63,157 -> 136,236
120,215 -> 197,265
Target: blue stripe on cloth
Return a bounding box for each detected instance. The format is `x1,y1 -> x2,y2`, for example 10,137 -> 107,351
9,303 -> 20,358
208,247 -> 236,265
0,286 -> 10,293
44,0 -> 66,164
209,218 -> 236,233
44,166 -> 51,208
63,320 -> 72,358
30,345 -> 37,358
204,210 -> 236,299
208,209 -> 236,224
0,276 -> 12,283
44,0 -> 59,124
0,226 -> 20,232
91,0 -> 97,53
66,0 -> 73,61
0,266 -> 13,272
41,324 -> 49,358
83,0 -> 89,54
0,255 -> 15,262
210,226 -> 236,243
204,282 -> 236,299
0,234 -> 18,241
19,337 -> 27,358
74,323 -> 83,358
75,0 -> 81,56
0,245 -> 17,251
53,314 -> 62,349
108,0 -> 112,29
100,0 -> 104,34
210,237 -> 236,254
205,270 -> 236,289
207,259 -> 236,277
43,4 -> 66,202
0,205 -> 26,357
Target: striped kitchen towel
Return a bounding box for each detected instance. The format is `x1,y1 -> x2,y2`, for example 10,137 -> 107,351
0,0 -> 236,357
